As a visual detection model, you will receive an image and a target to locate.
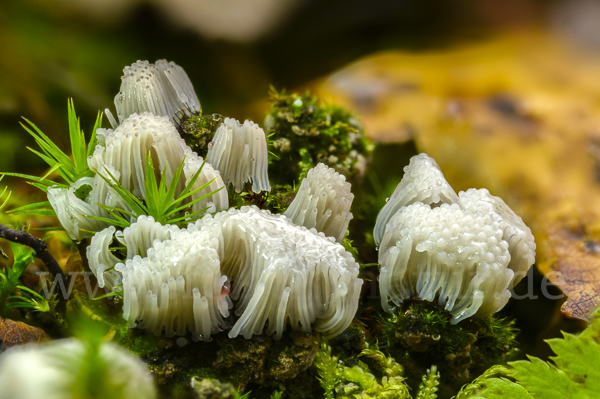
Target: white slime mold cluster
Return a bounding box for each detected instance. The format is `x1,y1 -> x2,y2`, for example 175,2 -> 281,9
88,206 -> 363,341
109,59 -> 201,127
206,118 -> 271,193
284,163 -> 353,242
376,153 -> 536,323
48,112 -> 228,241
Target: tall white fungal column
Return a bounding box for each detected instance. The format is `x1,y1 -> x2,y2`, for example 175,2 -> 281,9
110,59 -> 201,127
206,118 -> 271,193
284,163 -> 353,242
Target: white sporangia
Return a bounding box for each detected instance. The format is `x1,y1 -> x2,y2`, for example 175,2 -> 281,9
379,202 -> 514,323
109,60 -> 201,127
376,153 -> 536,323
195,206 -> 362,340
284,163 -> 353,242
206,118 -> 271,193
0,339 -> 157,399
373,153 -> 459,246
116,228 -> 231,341
47,166 -> 129,241
458,188 -> 536,287
89,215 -> 231,341
87,215 -> 180,290
87,207 -> 363,341
88,112 -> 228,213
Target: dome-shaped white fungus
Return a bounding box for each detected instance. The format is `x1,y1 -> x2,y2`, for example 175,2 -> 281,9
88,207 -> 363,340
373,153 -> 459,246
379,202 -> 514,323
47,166 -> 129,241
110,60 -> 200,127
376,153 -> 536,323
284,163 -> 354,242
0,339 -> 157,399
88,112 -> 228,213
206,118 -> 271,193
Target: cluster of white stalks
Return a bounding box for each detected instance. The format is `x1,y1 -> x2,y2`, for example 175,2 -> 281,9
376,153 -> 536,323
206,118 -> 271,193
88,206 -> 362,341
89,112 -> 227,209
284,163 -> 353,242
0,338 -> 156,399
107,59 -> 201,127
48,112 -> 228,241
62,60 -> 364,341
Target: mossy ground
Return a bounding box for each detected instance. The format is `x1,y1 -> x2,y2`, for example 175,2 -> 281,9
116,327 -> 323,399
378,300 -> 517,395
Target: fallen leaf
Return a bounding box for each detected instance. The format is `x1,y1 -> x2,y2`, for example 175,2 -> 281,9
0,317 -> 49,350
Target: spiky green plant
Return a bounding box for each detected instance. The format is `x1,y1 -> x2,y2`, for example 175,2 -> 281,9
87,153 -> 222,228
6,99 -> 102,217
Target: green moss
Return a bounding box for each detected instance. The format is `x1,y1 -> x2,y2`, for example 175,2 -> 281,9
118,332 -> 161,358
182,113 -> 225,157
313,342 -> 412,399
379,300 -> 518,386
213,331 -> 321,391
262,184 -> 296,213
327,323 -> 368,360
264,87 -> 372,186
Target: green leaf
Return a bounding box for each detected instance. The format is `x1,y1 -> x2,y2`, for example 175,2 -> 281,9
509,357 -> 580,399
547,333 -> 600,395
469,378 -> 533,399
9,201 -> 56,217
9,241 -> 35,278
0,176 -> 11,212
92,290 -> 123,300
9,201 -> 52,212
462,307 -> 600,399
1,172 -> 62,192
87,111 -> 102,158
21,118 -> 72,170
